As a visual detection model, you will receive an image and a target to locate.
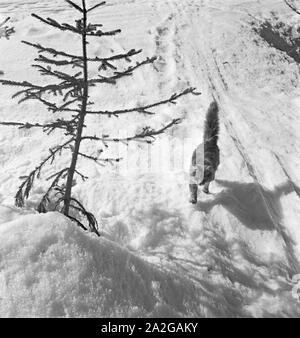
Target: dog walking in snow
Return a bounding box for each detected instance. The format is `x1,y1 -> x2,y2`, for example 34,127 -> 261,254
189,101 -> 220,204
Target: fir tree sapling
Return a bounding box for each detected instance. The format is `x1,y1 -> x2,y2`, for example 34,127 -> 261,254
0,0 -> 200,235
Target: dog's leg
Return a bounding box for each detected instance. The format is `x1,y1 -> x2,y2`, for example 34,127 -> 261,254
189,184 -> 198,204
203,182 -> 210,194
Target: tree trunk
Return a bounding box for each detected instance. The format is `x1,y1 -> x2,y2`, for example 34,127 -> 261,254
63,0 -> 88,216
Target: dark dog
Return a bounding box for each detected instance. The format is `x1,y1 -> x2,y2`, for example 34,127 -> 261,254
189,101 -> 220,204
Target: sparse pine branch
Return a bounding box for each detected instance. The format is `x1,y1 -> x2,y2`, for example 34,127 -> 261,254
23,40 -> 142,65
15,138 -> 74,207
32,13 -> 121,37
0,79 -> 42,91
74,169 -> 88,181
37,167 -> 69,213
78,151 -> 121,165
27,95 -> 81,114
32,14 -> 82,35
35,54 -> 83,68
66,214 -> 88,231
0,118 -> 77,135
0,17 -> 15,40
0,17 -> 10,28
81,118 -> 182,146
0,80 -> 81,103
78,151 -> 101,162
67,197 -> 100,236
0,78 -> 83,103
86,87 -> 201,116
54,194 -> 99,235
1,55 -> 158,100
40,87 -> 201,116
87,1 -> 106,13
111,56 -> 157,77
90,56 -> 157,85
85,27 -> 121,37
65,0 -> 84,13
32,64 -> 83,83
54,98 -> 81,112
22,40 -> 83,62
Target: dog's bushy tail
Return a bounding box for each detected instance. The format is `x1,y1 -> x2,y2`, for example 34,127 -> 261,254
203,100 -> 219,144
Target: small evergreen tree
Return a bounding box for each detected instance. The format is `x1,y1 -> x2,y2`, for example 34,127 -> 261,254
0,0 -> 199,235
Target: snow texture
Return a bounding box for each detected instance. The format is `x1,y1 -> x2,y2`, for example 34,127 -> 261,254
0,0 -> 300,317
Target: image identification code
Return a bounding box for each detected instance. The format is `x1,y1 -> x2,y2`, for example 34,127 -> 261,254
100,322 -> 199,335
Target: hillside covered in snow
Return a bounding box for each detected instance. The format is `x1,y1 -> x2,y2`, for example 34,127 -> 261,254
0,0 -> 300,317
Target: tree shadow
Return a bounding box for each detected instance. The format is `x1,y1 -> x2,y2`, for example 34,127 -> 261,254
196,179 -> 300,274
196,179 -> 296,232
145,180 -> 300,316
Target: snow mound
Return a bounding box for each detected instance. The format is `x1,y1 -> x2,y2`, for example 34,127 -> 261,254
0,210 -> 205,318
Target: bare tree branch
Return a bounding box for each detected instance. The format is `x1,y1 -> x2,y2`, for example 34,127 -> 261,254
65,0 -> 83,13
32,13 -> 121,37
0,78 -> 82,103
32,14 -> 82,34
81,118 -> 182,146
74,169 -> 88,181
86,87 -> 201,116
0,17 -> 15,40
78,151 -> 121,165
37,167 -> 69,213
0,118 -> 77,135
23,40 -> 142,64
87,1 -> 106,13
90,56 -> 157,85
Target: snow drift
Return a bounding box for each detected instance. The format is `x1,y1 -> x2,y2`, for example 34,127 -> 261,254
0,209 -> 206,317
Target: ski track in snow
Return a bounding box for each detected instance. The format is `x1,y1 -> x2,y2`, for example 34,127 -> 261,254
0,0 -> 300,317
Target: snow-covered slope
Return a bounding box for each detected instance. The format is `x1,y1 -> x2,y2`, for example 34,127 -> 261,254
0,209 -> 208,317
0,0 -> 300,317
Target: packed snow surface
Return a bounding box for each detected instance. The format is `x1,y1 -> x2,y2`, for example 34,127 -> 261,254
0,0 -> 300,317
